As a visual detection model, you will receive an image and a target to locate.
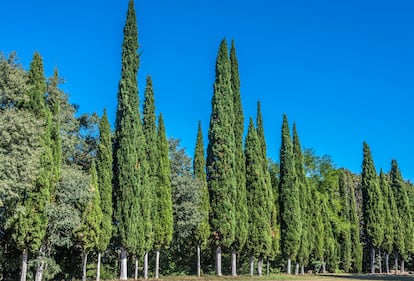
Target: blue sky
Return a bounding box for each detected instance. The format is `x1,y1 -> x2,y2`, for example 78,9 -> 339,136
1,0 -> 414,180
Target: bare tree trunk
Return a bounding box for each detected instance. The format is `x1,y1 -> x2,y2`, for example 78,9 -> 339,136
378,249 -> 382,274
144,252 -> 148,279
215,246 -> 222,276
258,256 -> 263,276
322,261 -> 326,274
401,260 -> 404,275
155,249 -> 160,279
135,256 -> 139,280
267,257 -> 270,275
371,248 -> 375,274
21,249 -> 28,281
197,244 -> 201,277
295,262 -> 299,275
120,248 -> 127,280
394,257 -> 398,275
250,255 -> 254,276
35,259 -> 44,281
385,253 -> 389,274
82,252 -> 88,281
96,252 -> 101,281
301,265 -> 305,275
231,249 -> 237,276
287,258 -> 291,275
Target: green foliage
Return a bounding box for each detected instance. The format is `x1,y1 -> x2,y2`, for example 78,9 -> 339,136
193,121 -> 210,249
278,115 -> 301,260
245,118 -> 272,258
206,38 -> 236,248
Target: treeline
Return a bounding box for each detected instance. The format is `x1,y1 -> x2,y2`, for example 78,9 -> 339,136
1,1 -> 414,280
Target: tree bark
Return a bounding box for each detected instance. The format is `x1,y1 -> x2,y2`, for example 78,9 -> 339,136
135,256 -> 139,280
35,259 -> 44,281
21,249 -> 28,281
401,260 -> 404,275
250,255 -> 254,276
378,249 -> 382,274
82,252 -> 88,281
385,253 -> 389,274
371,248 -> 375,274
144,252 -> 149,279
231,249 -> 237,276
322,261 -> 326,274
215,246 -> 222,276
258,256 -> 263,276
197,244 -> 201,277
301,265 -> 305,275
120,248 -> 127,280
295,262 -> 299,275
155,249 -> 160,279
287,257 -> 291,275
96,252 -> 101,281
267,257 -> 270,276
394,257 -> 398,275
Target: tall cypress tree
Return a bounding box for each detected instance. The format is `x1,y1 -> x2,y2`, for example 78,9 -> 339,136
361,142 -> 384,273
292,123 -> 309,274
113,1 -> 149,279
278,114 -> 301,274
379,169 -> 394,274
153,114 -> 173,279
229,40 -> 248,276
206,38 -> 236,276
193,121 -> 210,277
245,118 -> 272,276
256,102 -> 278,273
96,109 -> 113,281
338,169 -> 353,273
390,159 -> 413,272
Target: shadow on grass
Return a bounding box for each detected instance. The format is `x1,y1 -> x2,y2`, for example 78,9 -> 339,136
321,274 -> 414,281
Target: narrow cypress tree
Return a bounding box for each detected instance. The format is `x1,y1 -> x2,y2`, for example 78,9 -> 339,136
256,102 -> 278,273
338,170 -> 353,273
153,114 -> 173,279
96,109 -> 113,281
390,160 -> 413,273
278,114 -> 301,274
292,123 -> 309,274
348,172 -> 363,273
361,142 -> 384,273
206,38 -> 236,276
193,121 -> 210,277
245,118 -> 272,276
113,1 -> 150,279
229,40 -> 248,276
379,169 -> 394,274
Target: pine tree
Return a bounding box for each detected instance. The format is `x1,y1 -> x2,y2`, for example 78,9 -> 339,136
361,142 -> 384,273
153,114 -> 173,279
206,38 -> 236,276
278,114 -> 301,274
245,118 -> 272,276
379,169 -> 394,274
229,40 -> 248,276
113,1 -> 150,279
293,123 -> 309,274
390,159 -> 413,272
193,121 -> 210,277
96,109 -> 113,281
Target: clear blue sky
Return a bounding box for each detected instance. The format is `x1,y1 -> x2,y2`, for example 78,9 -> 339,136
2,0 -> 414,180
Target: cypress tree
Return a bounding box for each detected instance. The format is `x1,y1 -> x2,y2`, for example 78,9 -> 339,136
278,114 -> 301,274
193,121 -> 210,277
229,40 -> 248,276
113,1 -> 150,279
379,169 -> 394,274
96,109 -> 113,281
256,102 -> 278,273
206,38 -> 236,276
338,170 -> 353,273
153,114 -> 173,279
361,142 -> 384,273
245,118 -> 272,276
348,173 -> 363,273
390,159 -> 413,273
292,123 -> 309,274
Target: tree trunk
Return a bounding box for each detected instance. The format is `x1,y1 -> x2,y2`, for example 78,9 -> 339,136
301,265 -> 305,275
144,252 -> 149,279
231,249 -> 237,276
21,249 -> 28,281
197,244 -> 201,277
258,256 -> 263,276
287,257 -> 291,275
35,259 -> 44,281
401,260 -> 404,275
120,248 -> 127,280
82,252 -> 88,281
267,257 -> 270,276
378,249 -> 382,274
155,249 -> 160,279
135,256 -> 139,280
322,261 -> 326,274
295,262 -> 299,275
371,248 -> 375,274
394,257 -> 398,275
215,246 -> 222,276
385,253 -> 389,274
250,255 -> 254,276
96,252 -> 101,281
